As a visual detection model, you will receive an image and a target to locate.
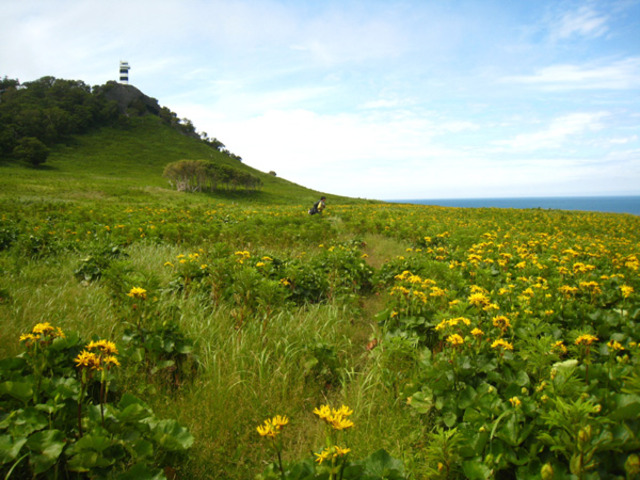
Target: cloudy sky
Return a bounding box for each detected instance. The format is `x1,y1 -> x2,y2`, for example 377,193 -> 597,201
2,0 -> 639,200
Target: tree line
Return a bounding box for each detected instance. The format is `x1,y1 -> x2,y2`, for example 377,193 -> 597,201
163,159 -> 262,192
0,76 -> 121,165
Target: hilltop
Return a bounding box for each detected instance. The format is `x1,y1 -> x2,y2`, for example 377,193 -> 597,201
0,75 -> 361,206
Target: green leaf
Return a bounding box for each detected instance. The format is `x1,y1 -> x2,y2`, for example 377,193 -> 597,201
0,381 -> 34,403
26,429 -> 65,474
66,451 -> 115,472
611,394 -> 640,420
515,370 -> 530,387
0,435 -> 27,464
361,449 -> 404,479
150,419 -> 194,451
443,411 -> 458,428
457,385 -> 477,409
410,389 -> 433,414
462,459 -> 493,479
115,462 -> 166,480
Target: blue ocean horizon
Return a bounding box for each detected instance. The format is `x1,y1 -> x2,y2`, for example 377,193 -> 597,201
386,196 -> 640,216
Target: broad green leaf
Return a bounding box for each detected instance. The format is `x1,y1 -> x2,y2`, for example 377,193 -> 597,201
611,394 -> 640,420
151,419 -> 194,451
409,389 -> 433,414
361,449 -> 404,479
0,381 -> 34,403
115,462 -> 166,480
26,429 -> 65,474
462,460 -> 492,480
443,411 -> 458,428
66,451 -> 115,472
458,385 -> 477,409
0,435 -> 27,464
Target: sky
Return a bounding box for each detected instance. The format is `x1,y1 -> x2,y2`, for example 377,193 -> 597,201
2,0 -> 639,200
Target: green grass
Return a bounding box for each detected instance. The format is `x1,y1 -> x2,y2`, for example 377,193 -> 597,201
0,115 -> 360,207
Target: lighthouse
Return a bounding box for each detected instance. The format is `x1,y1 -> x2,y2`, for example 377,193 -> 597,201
119,61 -> 131,84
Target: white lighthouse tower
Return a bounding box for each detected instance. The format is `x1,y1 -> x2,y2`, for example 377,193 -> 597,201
119,61 -> 131,84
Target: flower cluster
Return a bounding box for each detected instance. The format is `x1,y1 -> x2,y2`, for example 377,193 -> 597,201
126,286 -> 147,300
314,445 -> 351,464
256,415 -> 289,439
313,404 -> 354,431
20,322 -> 65,347
75,339 -> 120,372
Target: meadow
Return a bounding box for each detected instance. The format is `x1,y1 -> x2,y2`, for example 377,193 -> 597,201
1,188 -> 639,479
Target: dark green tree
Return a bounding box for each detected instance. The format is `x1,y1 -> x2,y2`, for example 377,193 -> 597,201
13,136 -> 49,166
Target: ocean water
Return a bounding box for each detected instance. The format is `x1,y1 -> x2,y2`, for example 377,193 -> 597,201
387,196 -> 640,216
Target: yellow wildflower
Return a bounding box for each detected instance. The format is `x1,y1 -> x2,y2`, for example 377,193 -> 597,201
492,315 -> 511,331
87,339 -> 119,355
509,397 -> 522,407
74,350 -> 102,370
552,341 -> 567,354
607,340 -> 624,351
127,287 -> 147,300
620,285 -> 634,298
491,339 -> 514,351
446,334 -> 464,346
575,334 -> 598,346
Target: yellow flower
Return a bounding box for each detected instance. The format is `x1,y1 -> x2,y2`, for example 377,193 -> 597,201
607,340 -> 624,351
314,448 -> 332,464
334,446 -> 351,457
552,341 -> 568,354
314,404 -> 355,430
471,328 -> 484,337
575,334 -> 598,346
74,350 -> 102,370
256,420 -> 277,438
491,339 -> 514,351
127,287 -> 147,300
87,339 -> 119,355
32,322 -> 55,336
271,415 -> 289,428
313,404 -> 331,420
492,315 -> 511,331
104,355 -> 120,368
256,415 -> 287,439
620,285 -> 634,298
19,333 -> 39,345
446,334 -> 464,346
468,292 -> 490,308
508,396 -> 522,407
559,285 -> 579,297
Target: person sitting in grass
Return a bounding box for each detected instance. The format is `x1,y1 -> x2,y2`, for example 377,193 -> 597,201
308,196 -> 326,215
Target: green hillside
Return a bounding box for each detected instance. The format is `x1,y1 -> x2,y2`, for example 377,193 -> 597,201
0,114 -> 356,207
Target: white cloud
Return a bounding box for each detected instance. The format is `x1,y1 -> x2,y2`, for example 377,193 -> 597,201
503,57 -> 640,90
493,112 -> 609,152
549,5 -> 610,41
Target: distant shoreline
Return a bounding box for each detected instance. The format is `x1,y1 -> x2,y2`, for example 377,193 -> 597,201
386,196 -> 640,216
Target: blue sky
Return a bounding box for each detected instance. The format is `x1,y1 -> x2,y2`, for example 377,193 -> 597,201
2,0 -> 639,199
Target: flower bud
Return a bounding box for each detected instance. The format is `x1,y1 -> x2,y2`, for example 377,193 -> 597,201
541,463 -> 554,480
625,454 -> 640,475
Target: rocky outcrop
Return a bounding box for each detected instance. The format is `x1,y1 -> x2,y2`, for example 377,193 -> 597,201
102,81 -> 161,116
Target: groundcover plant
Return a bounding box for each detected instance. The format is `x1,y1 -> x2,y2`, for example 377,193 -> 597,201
1,199 -> 639,479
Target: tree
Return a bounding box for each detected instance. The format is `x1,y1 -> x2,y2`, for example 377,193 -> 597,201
13,137 -> 49,166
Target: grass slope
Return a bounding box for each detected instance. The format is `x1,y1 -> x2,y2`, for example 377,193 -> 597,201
0,115 -> 360,207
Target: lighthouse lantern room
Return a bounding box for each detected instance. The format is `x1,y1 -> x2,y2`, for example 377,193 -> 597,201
119,61 -> 131,84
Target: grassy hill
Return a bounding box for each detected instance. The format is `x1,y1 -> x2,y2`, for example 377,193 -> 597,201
0,114 -> 359,207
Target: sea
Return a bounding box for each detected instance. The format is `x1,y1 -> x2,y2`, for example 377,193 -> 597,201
386,196 -> 640,216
